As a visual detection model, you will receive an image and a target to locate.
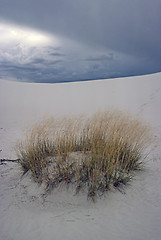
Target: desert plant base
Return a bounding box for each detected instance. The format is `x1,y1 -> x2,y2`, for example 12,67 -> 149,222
16,110 -> 152,200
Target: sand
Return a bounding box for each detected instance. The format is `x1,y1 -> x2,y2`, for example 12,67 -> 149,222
0,73 -> 161,240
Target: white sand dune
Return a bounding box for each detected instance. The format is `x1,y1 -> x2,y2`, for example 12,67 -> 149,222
0,73 -> 161,240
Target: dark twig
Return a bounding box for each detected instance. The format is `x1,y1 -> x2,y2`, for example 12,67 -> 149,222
0,159 -> 20,164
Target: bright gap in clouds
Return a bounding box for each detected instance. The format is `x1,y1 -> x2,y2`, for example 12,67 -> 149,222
0,23 -> 57,46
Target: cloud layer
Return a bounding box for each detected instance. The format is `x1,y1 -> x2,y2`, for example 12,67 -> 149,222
0,0 -> 161,82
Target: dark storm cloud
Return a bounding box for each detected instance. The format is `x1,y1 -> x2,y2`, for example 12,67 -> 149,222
0,0 -> 161,82
31,58 -> 62,66
85,53 -> 115,62
49,53 -> 66,57
0,50 -> 65,83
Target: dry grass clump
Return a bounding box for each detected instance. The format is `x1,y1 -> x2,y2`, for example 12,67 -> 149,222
17,110 -> 152,199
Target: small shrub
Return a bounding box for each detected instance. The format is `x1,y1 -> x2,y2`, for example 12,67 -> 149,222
17,110 -> 152,199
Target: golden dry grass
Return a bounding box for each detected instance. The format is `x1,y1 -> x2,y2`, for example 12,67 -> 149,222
16,110 -> 153,199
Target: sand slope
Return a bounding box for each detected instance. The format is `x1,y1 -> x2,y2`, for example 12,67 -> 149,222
0,73 -> 161,240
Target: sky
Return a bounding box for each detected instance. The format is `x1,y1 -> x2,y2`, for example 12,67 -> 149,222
0,0 -> 161,83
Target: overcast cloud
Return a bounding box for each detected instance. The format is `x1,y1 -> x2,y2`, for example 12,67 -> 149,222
0,0 -> 161,83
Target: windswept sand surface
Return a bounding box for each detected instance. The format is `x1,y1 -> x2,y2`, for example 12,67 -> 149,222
0,73 -> 161,240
